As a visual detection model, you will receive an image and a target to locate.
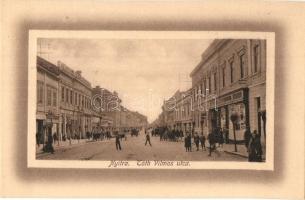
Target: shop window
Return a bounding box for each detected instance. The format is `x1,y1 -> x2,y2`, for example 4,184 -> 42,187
229,103 -> 246,131
220,107 -> 227,129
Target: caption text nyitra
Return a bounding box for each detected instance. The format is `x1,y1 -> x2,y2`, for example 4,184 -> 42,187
108,160 -> 191,168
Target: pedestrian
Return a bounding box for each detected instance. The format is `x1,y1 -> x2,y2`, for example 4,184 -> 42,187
53,132 -> 58,144
199,133 -> 206,151
184,135 -> 189,152
186,133 -> 192,152
244,127 -> 251,151
224,128 -> 229,144
145,133 -> 152,146
208,130 -> 216,156
115,133 -> 122,151
248,130 -> 263,162
43,132 -> 54,154
194,133 -> 200,151
219,128 -> 224,148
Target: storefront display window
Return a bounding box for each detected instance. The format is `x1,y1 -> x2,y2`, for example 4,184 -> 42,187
228,103 -> 246,140
220,107 -> 226,129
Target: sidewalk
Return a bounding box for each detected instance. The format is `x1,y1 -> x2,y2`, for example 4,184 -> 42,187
222,143 -> 249,158
36,139 -> 93,156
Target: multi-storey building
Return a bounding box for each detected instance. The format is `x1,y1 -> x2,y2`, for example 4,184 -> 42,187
57,61 -> 93,140
36,56 -> 60,144
36,57 -> 148,142
190,39 -> 266,145
173,88 -> 193,134
161,92 -> 178,130
92,86 -> 115,131
94,87 -> 122,131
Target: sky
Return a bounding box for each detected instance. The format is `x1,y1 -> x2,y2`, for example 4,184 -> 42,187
37,38 -> 213,123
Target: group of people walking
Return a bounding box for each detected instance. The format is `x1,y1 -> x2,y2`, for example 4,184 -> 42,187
184,133 -> 206,152
151,125 -> 264,162
152,127 -> 184,142
244,129 -> 263,162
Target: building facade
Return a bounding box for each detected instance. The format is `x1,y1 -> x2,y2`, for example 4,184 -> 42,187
173,89 -> 193,134
57,61 -> 93,140
36,56 -> 60,144
189,39 -> 266,145
92,86 -> 148,131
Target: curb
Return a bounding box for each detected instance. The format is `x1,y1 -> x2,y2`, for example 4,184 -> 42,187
224,150 -> 248,158
36,140 -> 102,158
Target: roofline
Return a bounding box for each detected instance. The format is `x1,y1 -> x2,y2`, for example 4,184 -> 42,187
189,39 -> 231,77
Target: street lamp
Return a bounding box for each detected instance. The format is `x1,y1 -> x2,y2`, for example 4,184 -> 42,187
230,112 -> 239,152
205,89 -> 209,135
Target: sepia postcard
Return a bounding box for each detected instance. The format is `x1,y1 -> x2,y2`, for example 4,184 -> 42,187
28,30 -> 275,170
2,0 -> 305,199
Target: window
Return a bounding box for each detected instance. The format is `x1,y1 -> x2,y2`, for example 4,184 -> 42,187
208,76 -> 211,93
199,83 -> 202,96
53,91 -> 57,106
70,90 -> 73,104
61,86 -> 64,102
75,93 -> 78,106
79,94 -> 81,106
66,88 -> 69,103
214,72 -> 217,91
47,87 -> 52,106
203,79 -> 206,96
240,54 -> 245,79
230,61 -> 234,83
222,66 -> 226,88
254,45 -> 259,73
37,81 -> 44,104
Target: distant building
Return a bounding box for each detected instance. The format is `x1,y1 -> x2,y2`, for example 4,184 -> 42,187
174,88 -> 193,134
36,56 -> 148,143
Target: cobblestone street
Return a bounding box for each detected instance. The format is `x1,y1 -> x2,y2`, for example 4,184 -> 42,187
37,131 -> 247,161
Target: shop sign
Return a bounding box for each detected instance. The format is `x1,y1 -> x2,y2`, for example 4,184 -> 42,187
218,90 -> 245,106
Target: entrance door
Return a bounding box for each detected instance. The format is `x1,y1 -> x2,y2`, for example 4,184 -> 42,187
256,97 -> 261,137
36,120 -> 44,144
210,109 -> 218,131
261,111 -> 266,140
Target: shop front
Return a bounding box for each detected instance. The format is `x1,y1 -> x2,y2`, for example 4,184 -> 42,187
210,88 -> 249,143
